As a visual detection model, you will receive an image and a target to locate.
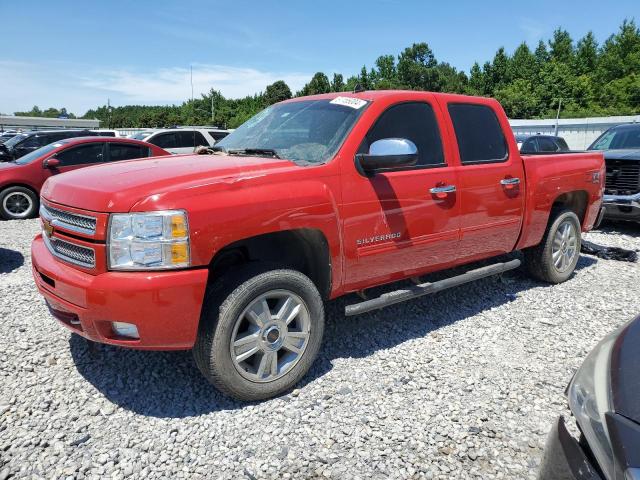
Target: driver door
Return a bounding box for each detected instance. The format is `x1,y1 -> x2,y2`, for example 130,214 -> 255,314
341,99 -> 461,290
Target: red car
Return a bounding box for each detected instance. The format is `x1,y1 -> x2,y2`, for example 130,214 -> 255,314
0,137 -> 169,220
32,91 -> 605,401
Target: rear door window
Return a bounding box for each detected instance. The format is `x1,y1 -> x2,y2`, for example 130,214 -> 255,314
149,133 -> 177,149
176,131 -> 207,148
359,102 -> 445,167
56,143 -> 105,166
108,143 -> 149,162
448,104 -> 508,164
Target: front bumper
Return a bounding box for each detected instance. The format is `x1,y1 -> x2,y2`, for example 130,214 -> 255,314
602,193 -> 640,222
31,234 -> 209,350
537,416 -> 603,480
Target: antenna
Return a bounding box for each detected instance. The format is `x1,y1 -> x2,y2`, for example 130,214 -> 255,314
190,65 -> 194,103
353,83 -> 365,94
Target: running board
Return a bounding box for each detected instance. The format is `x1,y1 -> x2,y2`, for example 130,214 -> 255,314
344,259 -> 521,316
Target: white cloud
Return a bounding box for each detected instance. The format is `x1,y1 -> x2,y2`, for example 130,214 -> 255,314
0,61 -> 310,116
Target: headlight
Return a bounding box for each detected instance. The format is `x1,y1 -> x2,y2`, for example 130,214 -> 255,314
108,210 -> 190,270
567,328 -> 618,479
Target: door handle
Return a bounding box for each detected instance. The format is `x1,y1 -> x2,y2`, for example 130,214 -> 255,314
500,177 -> 520,186
429,185 -> 456,194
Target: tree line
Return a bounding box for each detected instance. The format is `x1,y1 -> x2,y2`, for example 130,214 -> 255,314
14,20 -> 640,128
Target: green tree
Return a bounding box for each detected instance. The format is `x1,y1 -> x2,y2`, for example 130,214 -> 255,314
330,73 -> 345,92
264,80 -> 292,106
574,32 -> 598,76
298,72 -> 331,96
397,42 -> 440,90
549,28 -> 574,63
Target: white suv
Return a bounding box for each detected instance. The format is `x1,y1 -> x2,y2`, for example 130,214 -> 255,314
129,128 -> 230,154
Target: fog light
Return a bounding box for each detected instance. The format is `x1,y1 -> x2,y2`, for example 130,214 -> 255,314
111,322 -> 139,339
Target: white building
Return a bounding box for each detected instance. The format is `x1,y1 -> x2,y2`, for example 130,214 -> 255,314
0,115 -> 100,131
509,115 -> 640,150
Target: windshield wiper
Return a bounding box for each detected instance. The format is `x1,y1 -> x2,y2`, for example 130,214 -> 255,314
227,148 -> 281,159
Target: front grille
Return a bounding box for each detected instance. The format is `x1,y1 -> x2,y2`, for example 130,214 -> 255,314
41,203 -> 97,235
44,235 -> 96,268
605,160 -> 640,195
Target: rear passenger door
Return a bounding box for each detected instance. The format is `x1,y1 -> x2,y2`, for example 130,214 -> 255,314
444,102 -> 524,263
342,99 -> 461,289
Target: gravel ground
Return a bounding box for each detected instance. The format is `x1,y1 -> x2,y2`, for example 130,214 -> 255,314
1,218 -> 639,480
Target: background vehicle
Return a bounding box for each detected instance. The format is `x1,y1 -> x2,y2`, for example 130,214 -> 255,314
31,91 -> 604,401
517,134 -> 570,154
130,128 -> 230,154
588,123 -> 640,222
0,137 -> 168,220
538,315 -> 640,480
0,131 -> 19,144
0,130 -> 100,162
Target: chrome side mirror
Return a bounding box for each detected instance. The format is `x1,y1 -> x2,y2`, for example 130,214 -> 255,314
355,138 -> 418,175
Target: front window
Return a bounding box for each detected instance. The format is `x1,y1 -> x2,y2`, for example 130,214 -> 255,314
216,98 -> 369,164
14,143 -> 60,165
589,126 -> 640,150
3,133 -> 28,149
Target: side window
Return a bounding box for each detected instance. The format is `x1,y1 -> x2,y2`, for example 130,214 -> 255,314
359,102 -> 445,167
209,131 -> 229,141
109,143 -> 149,162
19,135 -> 43,148
176,131 -> 207,148
149,133 -> 177,149
520,138 -> 537,154
557,138 -> 569,151
448,104 -> 508,164
55,143 -> 105,166
537,137 -> 559,152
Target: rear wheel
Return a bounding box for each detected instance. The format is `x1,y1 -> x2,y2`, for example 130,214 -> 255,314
194,265 -> 325,401
525,208 -> 581,283
0,186 -> 38,220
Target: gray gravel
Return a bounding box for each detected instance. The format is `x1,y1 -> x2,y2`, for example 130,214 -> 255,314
1,218 -> 639,479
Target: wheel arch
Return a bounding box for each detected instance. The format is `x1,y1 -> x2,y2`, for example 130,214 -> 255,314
207,228 -> 332,300
551,190 -> 589,226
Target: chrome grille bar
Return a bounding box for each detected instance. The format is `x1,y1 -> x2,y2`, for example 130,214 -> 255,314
40,203 -> 97,236
43,234 -> 96,268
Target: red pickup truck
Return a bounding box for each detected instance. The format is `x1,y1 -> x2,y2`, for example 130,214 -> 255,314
31,91 -> 605,401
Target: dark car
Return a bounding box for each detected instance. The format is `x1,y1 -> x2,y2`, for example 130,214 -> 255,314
0,131 -> 19,144
588,124 -> 640,222
0,137 -> 169,220
538,315 -> 640,480
517,134 -> 570,154
0,130 -> 103,162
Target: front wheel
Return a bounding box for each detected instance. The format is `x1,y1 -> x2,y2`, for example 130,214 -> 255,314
525,208 -> 581,283
194,265 -> 325,401
0,186 -> 39,220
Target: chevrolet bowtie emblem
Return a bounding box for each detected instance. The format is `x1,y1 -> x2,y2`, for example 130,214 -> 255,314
43,219 -> 54,238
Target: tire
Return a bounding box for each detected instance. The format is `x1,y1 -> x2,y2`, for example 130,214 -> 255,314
194,264 -> 325,401
0,186 -> 38,220
524,208 -> 581,283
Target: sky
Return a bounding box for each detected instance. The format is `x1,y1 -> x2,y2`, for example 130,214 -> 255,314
0,0 -> 638,116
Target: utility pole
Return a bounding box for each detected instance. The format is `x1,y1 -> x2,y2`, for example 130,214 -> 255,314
211,94 -> 214,125
554,98 -> 562,136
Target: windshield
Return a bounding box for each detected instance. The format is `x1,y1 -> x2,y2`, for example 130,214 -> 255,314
130,132 -> 153,140
216,98 -> 369,164
14,143 -> 60,165
3,133 -> 28,149
589,126 -> 640,150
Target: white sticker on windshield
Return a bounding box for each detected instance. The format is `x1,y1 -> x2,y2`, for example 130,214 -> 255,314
330,96 -> 367,110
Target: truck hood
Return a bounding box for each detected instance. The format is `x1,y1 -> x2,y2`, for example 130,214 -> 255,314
601,149 -> 640,161
41,154 -> 300,212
